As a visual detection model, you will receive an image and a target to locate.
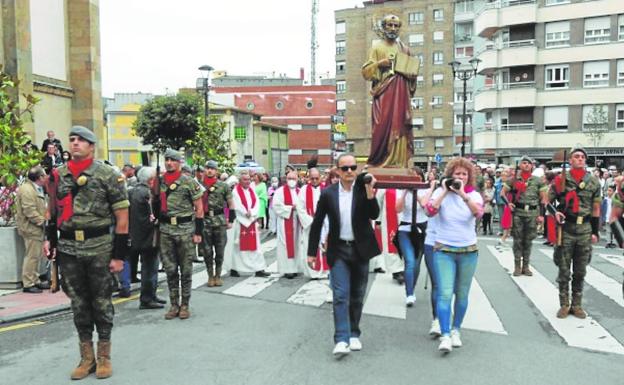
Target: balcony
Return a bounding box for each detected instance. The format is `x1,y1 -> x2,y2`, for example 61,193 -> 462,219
474,82 -> 537,111
477,39 -> 537,74
473,127 -> 536,151
535,86 -> 624,107
475,0 -> 537,39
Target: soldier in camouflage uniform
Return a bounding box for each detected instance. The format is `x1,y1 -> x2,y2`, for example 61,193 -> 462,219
199,160 -> 234,287
44,126 -> 129,380
549,146 -> 601,319
158,149 -> 204,320
501,155 -> 548,276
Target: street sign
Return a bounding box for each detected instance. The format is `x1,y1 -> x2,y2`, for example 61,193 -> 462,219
335,123 -> 348,133
434,153 -> 442,164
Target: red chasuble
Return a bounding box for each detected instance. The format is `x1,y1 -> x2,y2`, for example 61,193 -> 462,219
236,184 -> 258,251
283,186 -> 299,259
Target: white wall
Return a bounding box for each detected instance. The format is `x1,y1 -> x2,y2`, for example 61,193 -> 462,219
30,0 -> 67,80
33,92 -> 72,149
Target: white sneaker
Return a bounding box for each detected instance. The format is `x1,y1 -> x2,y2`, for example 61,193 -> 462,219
349,337 -> 362,351
332,341 -> 350,357
438,335 -> 452,353
326,291 -> 333,303
450,329 -> 462,348
405,295 -> 416,307
429,319 -> 441,338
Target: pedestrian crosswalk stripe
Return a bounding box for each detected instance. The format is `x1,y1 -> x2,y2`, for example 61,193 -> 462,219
538,248 -> 624,309
488,245 -> 624,355
286,279 -> 331,307
594,252 -> 624,269
461,278 -> 507,335
363,272 -> 407,319
222,262 -> 280,298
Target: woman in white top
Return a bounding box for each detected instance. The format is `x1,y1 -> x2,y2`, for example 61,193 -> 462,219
395,167 -> 436,307
422,171 -> 441,337
426,157 -> 484,354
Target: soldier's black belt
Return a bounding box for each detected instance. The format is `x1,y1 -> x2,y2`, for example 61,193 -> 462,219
205,209 -> 224,217
565,214 -> 590,224
515,203 -> 538,211
159,215 -> 193,225
60,227 -> 110,241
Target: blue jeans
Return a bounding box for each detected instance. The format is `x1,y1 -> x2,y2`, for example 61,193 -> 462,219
398,231 -> 423,297
330,254 -> 370,344
120,260 -> 131,291
423,243 -> 437,318
433,249 -> 478,336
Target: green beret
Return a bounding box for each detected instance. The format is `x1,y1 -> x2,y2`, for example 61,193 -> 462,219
569,145 -> 587,158
69,125 -> 97,144
164,148 -> 182,162
181,164 -> 192,174
205,160 -> 218,169
520,155 -> 533,163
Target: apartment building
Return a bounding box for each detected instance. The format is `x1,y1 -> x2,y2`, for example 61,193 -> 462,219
472,0 -> 624,165
335,0 -> 456,166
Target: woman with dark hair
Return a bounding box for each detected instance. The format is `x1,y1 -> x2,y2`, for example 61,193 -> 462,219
61,150 -> 71,163
426,157 -> 484,353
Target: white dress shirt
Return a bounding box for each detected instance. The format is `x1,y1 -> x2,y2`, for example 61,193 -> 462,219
338,181 -> 355,241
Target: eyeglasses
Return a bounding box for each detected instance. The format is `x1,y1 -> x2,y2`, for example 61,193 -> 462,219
339,165 -> 357,172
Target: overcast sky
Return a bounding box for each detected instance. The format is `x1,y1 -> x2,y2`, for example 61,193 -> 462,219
100,0 -> 363,97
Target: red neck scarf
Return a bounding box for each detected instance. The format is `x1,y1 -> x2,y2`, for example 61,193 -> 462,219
564,169 -> 586,213
521,171 -> 532,181
201,177 -> 218,211
385,189 -> 398,253
236,184 -> 258,251
283,186 -> 300,259
570,169 -> 585,184
67,158 -> 93,179
160,171 -> 181,214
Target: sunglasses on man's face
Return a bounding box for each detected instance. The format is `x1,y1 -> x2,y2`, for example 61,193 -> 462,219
339,165 -> 357,172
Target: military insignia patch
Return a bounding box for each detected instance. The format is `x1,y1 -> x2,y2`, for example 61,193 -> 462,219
170,183 -> 177,190
579,181 -> 586,190
76,175 -> 88,186
209,186 -> 215,192
117,176 -> 125,183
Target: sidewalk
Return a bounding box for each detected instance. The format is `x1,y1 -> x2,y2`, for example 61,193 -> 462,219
0,228 -> 274,325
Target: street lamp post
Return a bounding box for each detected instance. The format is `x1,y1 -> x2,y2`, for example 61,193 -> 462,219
449,58 -> 480,158
196,65 -> 214,122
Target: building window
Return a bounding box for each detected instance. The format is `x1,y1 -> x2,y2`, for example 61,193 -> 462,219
433,31 -> 444,42
545,64 -> 570,89
455,46 -> 474,58
585,17 -> 611,44
455,1 -> 474,13
336,21 -> 346,35
337,100 -> 346,112
582,105 -> 609,131
545,0 -> 570,5
454,114 -> 472,125
409,34 -> 424,47
433,51 -> 444,65
432,73 -> 444,86
455,23 -> 473,42
275,101 -> 284,110
618,59 -> 624,86
416,53 -> 424,67
583,61 -> 609,87
336,41 -> 345,55
454,92 -> 472,102
433,9 -> 444,22
246,102 -> 255,111
414,139 -> 425,151
412,117 -> 424,130
408,11 -> 424,25
336,80 -> 346,94
545,21 -> 570,48
616,104 -> 624,130
346,141 -> 354,153
305,101 -> 314,110
619,15 -> 624,41
544,106 -> 568,131
411,97 -> 424,110
433,117 -> 444,129
234,126 -> 247,141
434,138 -> 445,149
416,75 -> 424,88
431,96 -> 443,108
336,61 -> 345,74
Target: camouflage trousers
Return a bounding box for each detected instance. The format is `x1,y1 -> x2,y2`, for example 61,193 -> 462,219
58,252 -> 115,342
160,232 -> 194,306
553,226 -> 591,306
511,213 -> 538,263
201,225 -> 227,274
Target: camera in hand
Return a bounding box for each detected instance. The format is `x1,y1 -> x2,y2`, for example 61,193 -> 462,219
443,178 -> 462,190
363,173 -> 373,184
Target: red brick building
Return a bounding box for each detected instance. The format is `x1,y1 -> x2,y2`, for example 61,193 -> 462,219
213,84 -> 336,169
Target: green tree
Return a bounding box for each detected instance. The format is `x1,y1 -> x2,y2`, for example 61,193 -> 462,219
132,93 -> 203,153
186,115 -> 235,174
0,70 -> 42,225
583,105 -> 608,166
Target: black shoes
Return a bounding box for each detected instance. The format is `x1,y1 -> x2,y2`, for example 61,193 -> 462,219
130,277 -> 141,284
139,301 -> 164,309
154,296 -> 167,304
23,286 -> 43,293
284,273 -> 296,279
255,270 -> 270,278
373,267 -> 386,274
392,272 -> 405,285
119,288 -> 132,298
230,269 -> 240,277
36,281 -> 51,290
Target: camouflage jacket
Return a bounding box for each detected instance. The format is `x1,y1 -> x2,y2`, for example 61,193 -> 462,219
56,160 -> 129,257
159,174 -> 203,235
505,175 -> 547,217
200,180 -> 232,227
549,170 -> 601,220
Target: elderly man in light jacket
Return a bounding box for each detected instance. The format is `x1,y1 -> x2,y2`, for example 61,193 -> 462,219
15,165 -> 49,293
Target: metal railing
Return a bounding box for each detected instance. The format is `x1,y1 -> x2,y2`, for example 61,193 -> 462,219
499,123 -> 535,131
478,0 -> 536,14
476,81 -> 536,93
475,39 -> 535,57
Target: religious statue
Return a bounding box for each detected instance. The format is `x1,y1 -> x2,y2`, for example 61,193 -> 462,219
362,14 -> 420,168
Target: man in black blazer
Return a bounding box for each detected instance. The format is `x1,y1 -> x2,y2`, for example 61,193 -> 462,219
307,154 -> 380,357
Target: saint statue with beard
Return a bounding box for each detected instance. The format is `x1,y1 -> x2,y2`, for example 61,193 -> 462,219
362,14 -> 418,168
